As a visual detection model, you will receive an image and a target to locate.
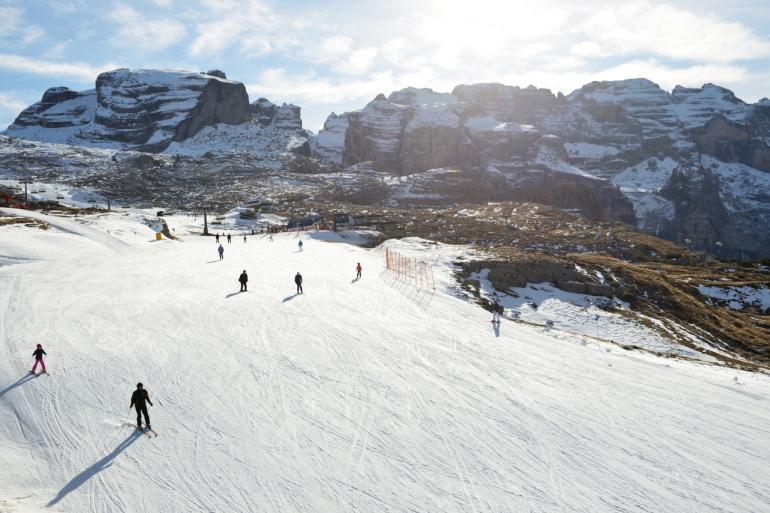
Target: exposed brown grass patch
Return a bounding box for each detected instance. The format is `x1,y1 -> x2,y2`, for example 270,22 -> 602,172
0,216 -> 49,230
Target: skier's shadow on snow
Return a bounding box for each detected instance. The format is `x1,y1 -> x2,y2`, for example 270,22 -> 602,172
225,291 -> 244,298
492,322 -> 500,337
351,277 -> 360,283
47,431 -> 142,507
206,259 -> 221,263
0,373 -> 37,399
282,293 -> 298,302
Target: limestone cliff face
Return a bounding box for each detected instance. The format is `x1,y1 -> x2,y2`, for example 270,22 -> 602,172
87,69 -> 250,151
343,94 -> 411,170
694,116 -> 770,172
660,168 -> 739,255
489,168 -> 636,224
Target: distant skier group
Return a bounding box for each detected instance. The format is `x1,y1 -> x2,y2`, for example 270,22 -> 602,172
214,233 -> 234,244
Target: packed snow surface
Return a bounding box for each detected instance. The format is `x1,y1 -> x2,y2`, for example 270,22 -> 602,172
612,157 -> 679,193
469,269 -> 710,361
563,143 -> 620,159
1,208 -> 769,513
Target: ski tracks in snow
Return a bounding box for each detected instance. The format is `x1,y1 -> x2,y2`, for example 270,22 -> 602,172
2,218 -> 770,512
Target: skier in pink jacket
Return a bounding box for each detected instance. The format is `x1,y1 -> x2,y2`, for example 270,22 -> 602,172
31,344 -> 47,374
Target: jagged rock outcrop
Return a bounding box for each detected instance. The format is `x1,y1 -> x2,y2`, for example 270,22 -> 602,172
11,87 -> 96,131
250,98 -> 303,130
204,69 -> 227,80
272,104 -> 302,130
310,113 -> 348,162
462,259 -> 616,297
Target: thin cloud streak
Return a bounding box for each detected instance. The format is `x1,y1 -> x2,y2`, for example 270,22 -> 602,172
0,53 -> 115,83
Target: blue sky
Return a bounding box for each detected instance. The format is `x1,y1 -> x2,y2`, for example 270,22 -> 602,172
1,0 -> 769,132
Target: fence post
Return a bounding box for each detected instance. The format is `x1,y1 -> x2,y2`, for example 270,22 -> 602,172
419,260 -> 423,287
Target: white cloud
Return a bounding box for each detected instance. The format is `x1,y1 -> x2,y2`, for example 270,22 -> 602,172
0,6 -> 45,46
188,0 -> 280,57
188,18 -> 244,56
43,40 -> 72,60
0,6 -> 24,35
334,47 -> 379,75
0,93 -> 29,130
248,68 -> 399,106
270,0 -> 769,130
21,25 -> 46,45
571,1 -> 770,63
47,1 -> 87,15
0,53 -> 114,82
107,3 -> 186,52
0,93 -> 28,113
315,36 -> 354,61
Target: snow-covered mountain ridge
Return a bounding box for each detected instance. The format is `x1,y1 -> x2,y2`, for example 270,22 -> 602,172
5,72 -> 770,258
3,68 -> 310,157
313,79 -> 770,259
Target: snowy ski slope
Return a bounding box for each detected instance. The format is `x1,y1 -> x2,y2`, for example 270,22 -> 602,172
1,208 -> 769,513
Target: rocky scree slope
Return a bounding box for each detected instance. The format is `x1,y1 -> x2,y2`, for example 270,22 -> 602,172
3,68 -> 309,156
313,80 -> 770,260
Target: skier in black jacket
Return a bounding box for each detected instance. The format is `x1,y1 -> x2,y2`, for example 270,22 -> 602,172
130,382 -> 153,430
492,297 -> 502,324
294,272 -> 303,294
239,270 -> 248,292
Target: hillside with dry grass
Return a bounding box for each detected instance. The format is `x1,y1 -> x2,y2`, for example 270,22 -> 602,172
317,201 -> 769,368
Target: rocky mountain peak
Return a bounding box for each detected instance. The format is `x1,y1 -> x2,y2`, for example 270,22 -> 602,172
41,87 -> 79,104
204,69 -> 227,79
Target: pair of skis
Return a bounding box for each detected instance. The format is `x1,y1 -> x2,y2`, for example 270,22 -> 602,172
137,427 -> 158,438
125,422 -> 158,438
